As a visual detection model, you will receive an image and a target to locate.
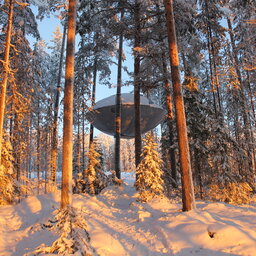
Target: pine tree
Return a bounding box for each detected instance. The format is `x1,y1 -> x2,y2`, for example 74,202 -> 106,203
120,138 -> 135,173
33,206 -> 97,256
0,134 -> 16,205
135,132 -> 164,202
0,0 -> 13,166
84,142 -> 103,195
96,133 -> 115,172
163,0 -> 196,211
31,40 -> 52,193
7,2 -> 40,186
76,0 -> 118,167
114,7 -> 125,179
50,24 -> 67,185
133,0 -> 142,171
61,0 -> 76,209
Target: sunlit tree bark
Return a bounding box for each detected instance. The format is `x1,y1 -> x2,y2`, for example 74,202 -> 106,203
0,0 -> 13,165
155,2 -> 177,188
163,0 -> 196,211
51,23 -> 67,184
61,0 -> 77,209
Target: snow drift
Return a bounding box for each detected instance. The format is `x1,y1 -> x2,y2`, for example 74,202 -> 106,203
0,183 -> 256,256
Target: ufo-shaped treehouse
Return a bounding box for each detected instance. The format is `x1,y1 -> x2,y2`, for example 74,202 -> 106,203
87,93 -> 166,139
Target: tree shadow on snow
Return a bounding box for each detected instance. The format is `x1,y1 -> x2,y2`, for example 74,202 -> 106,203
176,247 -> 239,256
14,193 -> 59,230
11,227 -> 57,256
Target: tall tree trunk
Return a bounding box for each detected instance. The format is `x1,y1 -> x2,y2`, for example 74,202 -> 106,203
194,148 -> 203,199
115,9 -> 124,180
134,0 -> 142,171
13,114 -> 20,181
227,17 -> 254,178
51,23 -> 67,184
163,0 -> 196,211
206,32 -> 217,115
89,57 -> 98,148
45,131 -> 51,193
76,111 -> 81,173
61,0 -> 77,209
9,103 -> 13,138
246,71 -> 256,176
156,2 -> 177,187
37,100 -> 41,195
246,71 -> 255,120
28,115 -> 32,180
25,114 -> 31,196
0,0 -> 13,165
205,0 -> 222,113
162,58 -> 177,187
82,103 -> 86,175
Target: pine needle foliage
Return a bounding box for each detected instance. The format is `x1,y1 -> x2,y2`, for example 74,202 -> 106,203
32,206 -> 97,256
135,132 -> 164,202
207,182 -> 253,205
0,136 -> 17,205
84,143 -> 105,195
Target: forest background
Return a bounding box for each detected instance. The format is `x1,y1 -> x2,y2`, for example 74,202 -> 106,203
0,0 -> 255,207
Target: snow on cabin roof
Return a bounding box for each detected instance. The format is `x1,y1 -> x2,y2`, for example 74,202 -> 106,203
94,93 -> 158,109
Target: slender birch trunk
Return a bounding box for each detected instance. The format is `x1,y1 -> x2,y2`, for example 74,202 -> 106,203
61,0 -> 77,209
0,0 -> 13,165
163,0 -> 196,211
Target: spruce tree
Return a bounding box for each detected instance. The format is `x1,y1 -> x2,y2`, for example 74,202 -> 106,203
84,142 -> 103,195
0,134 -> 16,205
135,132 -> 164,202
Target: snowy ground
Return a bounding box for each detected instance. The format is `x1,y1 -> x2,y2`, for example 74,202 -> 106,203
0,178 -> 256,255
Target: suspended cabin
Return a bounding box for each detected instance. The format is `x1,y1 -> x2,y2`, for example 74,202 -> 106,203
87,93 -> 165,139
